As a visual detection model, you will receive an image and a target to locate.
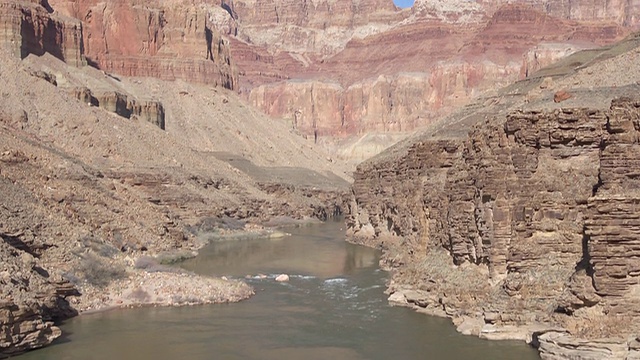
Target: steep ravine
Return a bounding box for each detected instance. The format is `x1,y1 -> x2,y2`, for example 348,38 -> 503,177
5,0 -> 640,359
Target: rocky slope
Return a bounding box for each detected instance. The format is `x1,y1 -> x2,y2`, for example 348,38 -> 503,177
0,2 -> 351,356
347,33 -> 640,359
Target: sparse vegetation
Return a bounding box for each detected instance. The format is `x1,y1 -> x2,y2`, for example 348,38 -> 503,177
79,252 -> 126,287
81,235 -> 120,258
134,256 -> 180,273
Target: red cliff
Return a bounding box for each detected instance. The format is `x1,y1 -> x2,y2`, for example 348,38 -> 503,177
228,0 -> 640,138
48,0 -> 238,88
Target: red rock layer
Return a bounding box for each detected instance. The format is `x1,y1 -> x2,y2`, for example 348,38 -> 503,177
0,0 -> 85,66
234,1 -> 639,137
48,0 -> 238,89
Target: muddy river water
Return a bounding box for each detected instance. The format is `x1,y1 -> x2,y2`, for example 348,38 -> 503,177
17,221 -> 540,360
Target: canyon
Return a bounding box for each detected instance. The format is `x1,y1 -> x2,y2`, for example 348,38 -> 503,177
3,0 -> 640,358
234,0 -> 640,148
9,0 -> 640,156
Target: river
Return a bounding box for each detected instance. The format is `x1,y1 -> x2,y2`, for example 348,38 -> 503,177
16,221 -> 540,360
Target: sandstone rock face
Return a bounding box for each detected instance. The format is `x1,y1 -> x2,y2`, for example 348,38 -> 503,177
226,0 -> 402,56
90,91 -> 166,129
0,300 -> 62,358
0,0 -> 238,123
587,98 -> 640,314
0,0 -> 85,66
232,0 -> 640,139
48,0 -> 238,89
535,331 -> 630,360
250,62 -> 522,137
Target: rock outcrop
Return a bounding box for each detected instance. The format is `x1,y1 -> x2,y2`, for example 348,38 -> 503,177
347,35 -> 640,358
46,0 -> 238,89
18,53 -> 167,129
349,97 -> 640,359
0,0 -> 85,66
0,237 -> 76,357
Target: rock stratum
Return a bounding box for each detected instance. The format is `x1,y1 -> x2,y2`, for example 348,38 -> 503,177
7,0 -> 640,156
0,0 -> 84,66
232,0 -> 640,143
348,33 -> 640,359
2,0 -> 240,87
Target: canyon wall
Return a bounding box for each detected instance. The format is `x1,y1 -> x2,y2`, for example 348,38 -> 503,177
0,0 -> 85,66
226,0 -> 403,56
4,0 -> 640,140
346,45 -> 640,354
5,0 -> 638,140
46,0 -> 238,88
250,62 -> 523,137
236,0 -> 639,138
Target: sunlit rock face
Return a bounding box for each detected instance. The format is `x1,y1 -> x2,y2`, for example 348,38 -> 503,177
13,0 -> 639,139
0,0 -> 85,66
46,0 -> 238,89
228,0 -> 640,137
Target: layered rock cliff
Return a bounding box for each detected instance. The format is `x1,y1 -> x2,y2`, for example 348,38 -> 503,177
9,0 -> 638,145
46,0 -> 238,88
215,0 -> 640,146
347,34 -> 640,358
0,0 -> 85,66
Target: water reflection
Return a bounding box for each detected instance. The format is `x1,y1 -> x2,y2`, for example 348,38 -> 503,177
181,221 -> 378,278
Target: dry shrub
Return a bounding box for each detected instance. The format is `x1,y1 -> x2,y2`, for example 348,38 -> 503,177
559,307 -> 636,338
134,256 -> 178,273
79,252 -> 125,287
